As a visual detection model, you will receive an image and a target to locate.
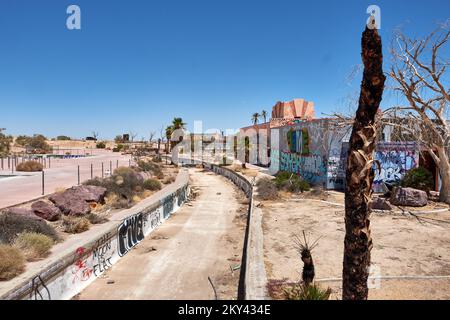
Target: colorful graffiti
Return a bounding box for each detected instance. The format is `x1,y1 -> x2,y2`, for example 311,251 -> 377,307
287,128 -> 310,154
280,151 -> 327,184
373,142 -> 418,192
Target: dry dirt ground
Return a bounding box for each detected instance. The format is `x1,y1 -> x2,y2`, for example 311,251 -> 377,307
261,190 -> 450,300
76,168 -> 248,300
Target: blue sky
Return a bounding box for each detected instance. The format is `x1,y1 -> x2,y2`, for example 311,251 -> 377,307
0,0 -> 448,139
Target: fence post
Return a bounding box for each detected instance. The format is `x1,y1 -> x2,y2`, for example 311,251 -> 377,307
102,162 -> 104,179
116,159 -> 119,169
1,157 -> 3,170
42,171 -> 45,195
110,161 -> 112,175
78,165 -> 80,185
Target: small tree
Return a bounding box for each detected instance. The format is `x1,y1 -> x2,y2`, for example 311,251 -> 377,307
0,128 -> 13,157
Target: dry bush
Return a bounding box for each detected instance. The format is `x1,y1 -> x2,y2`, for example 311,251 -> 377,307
16,161 -> 43,172
63,216 -> 90,234
283,283 -> 331,300
0,245 -> 26,281
162,176 -> 176,184
0,213 -> 58,244
86,213 -> 108,225
256,177 -> 278,200
13,232 -> 54,261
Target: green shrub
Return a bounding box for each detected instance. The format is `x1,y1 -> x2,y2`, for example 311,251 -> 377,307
0,213 -> 58,244
274,171 -> 310,193
56,135 -> 71,141
112,144 -> 124,152
143,178 -> 162,191
283,283 -> 331,300
96,141 -> 106,149
16,160 -> 43,172
256,177 -> 278,200
0,245 -> 26,281
13,232 -> 53,261
63,216 -> 90,234
401,167 -> 434,192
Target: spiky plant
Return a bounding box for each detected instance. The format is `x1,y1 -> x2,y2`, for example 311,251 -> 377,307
293,231 -> 321,286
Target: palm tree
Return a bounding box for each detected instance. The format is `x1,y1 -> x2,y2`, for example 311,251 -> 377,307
261,110 -> 267,123
172,117 -> 186,130
251,113 -> 260,125
342,26 -> 386,300
165,126 -> 173,153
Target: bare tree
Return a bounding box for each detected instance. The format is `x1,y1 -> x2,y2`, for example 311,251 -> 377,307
387,22 -> 450,202
342,26 -> 386,300
128,131 -> 138,142
91,131 -> 99,140
149,131 -> 156,144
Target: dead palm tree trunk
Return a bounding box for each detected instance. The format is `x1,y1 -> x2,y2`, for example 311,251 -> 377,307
342,27 -> 385,300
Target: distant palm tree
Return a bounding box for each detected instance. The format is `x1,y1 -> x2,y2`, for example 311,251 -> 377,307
172,117 -> 186,130
252,113 -> 260,125
261,110 -> 267,123
165,126 -> 173,152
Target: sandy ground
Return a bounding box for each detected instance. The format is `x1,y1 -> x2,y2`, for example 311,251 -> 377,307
261,190 -> 450,300
76,168 -> 248,300
0,152 -> 132,209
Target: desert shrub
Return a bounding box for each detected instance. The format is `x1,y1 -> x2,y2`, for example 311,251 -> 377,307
274,171 -> 310,193
143,178 -> 162,191
256,177 -> 278,200
16,160 -> 43,172
0,213 -> 58,244
112,144 -> 124,152
0,245 -> 26,281
283,283 -> 331,300
56,135 -> 71,141
163,176 -> 176,184
63,216 -> 90,234
401,167 -> 434,192
13,232 -> 53,261
82,177 -> 104,187
96,141 -> 106,149
86,213 -> 109,224
152,155 -> 162,162
137,160 -> 163,177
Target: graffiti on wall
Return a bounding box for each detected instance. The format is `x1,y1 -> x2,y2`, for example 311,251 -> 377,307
280,151 -> 327,184
30,275 -> 51,300
287,128 -> 310,154
373,143 -> 418,192
117,213 -> 145,257
92,233 -> 113,276
327,143 -> 348,190
71,247 -> 93,283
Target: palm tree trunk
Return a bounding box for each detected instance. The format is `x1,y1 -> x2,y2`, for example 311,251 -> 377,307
342,27 -> 385,300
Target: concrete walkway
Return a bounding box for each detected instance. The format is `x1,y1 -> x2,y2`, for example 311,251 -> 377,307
0,152 -> 131,209
77,168 -> 243,300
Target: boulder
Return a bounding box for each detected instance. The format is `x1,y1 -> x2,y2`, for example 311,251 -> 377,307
370,197 -> 393,211
49,185 -> 107,216
390,187 -> 428,207
31,201 -> 62,221
429,191 -> 440,202
5,207 -> 43,221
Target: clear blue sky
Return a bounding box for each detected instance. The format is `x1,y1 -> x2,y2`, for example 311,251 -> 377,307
0,0 -> 448,139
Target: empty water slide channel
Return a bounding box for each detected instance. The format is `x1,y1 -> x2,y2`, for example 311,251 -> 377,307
76,168 -> 248,300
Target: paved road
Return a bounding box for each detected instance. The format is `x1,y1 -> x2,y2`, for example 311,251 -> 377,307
77,168 -> 243,300
0,153 -> 132,209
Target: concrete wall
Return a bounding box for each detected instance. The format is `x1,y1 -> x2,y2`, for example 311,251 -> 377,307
270,121 -> 420,192
373,142 -> 419,193
270,119 -> 350,189
1,172 -> 190,300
